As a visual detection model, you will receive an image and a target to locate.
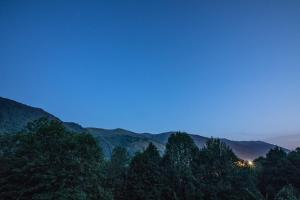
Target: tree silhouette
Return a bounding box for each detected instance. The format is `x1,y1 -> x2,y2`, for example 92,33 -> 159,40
0,118 -> 111,200
1,119 -> 300,200
104,146 -> 129,200
125,142 -> 162,200
161,132 -> 200,200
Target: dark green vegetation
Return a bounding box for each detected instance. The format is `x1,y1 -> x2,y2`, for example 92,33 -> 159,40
0,97 -> 286,160
0,119 -> 299,200
0,119 -> 111,199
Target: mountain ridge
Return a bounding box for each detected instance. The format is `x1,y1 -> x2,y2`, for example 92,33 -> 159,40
0,96 -> 288,160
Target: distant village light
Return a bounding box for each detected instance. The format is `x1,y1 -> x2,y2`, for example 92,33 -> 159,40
236,160 -> 255,168
247,160 -> 253,166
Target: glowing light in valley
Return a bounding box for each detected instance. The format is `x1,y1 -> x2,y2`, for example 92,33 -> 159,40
247,160 -> 254,166
236,160 -> 255,168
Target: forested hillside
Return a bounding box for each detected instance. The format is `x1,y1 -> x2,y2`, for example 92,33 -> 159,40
0,119 -> 299,199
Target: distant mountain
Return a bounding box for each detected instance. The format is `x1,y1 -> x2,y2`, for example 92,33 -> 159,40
116,131 -> 277,160
266,134 -> 300,150
0,97 -> 57,133
0,96 -> 289,160
87,128 -> 165,157
0,97 -> 85,133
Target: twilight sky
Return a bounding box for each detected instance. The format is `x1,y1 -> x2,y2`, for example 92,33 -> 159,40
1,0 -> 300,142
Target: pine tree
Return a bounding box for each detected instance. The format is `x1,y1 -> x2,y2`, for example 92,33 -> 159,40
105,146 -> 130,200
125,142 -> 162,200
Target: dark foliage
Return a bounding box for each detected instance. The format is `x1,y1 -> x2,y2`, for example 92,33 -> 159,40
124,142 -> 162,200
275,185 -> 298,200
0,118 -> 111,200
1,119 -> 300,200
104,146 -> 130,200
161,132 -> 200,200
256,147 -> 300,200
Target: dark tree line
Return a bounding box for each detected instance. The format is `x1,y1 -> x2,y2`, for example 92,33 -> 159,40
0,119 -> 299,200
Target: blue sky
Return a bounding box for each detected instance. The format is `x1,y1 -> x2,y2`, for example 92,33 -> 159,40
1,0 -> 300,141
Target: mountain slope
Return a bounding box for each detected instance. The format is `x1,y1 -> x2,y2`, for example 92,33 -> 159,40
0,97 -> 58,133
140,132 -> 277,160
0,96 -> 289,160
266,134 -> 300,150
87,128 -> 165,157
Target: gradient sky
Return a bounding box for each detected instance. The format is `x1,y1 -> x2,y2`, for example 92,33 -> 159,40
1,0 -> 300,142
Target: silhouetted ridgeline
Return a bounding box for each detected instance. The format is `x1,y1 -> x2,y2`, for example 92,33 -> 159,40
0,96 -> 289,160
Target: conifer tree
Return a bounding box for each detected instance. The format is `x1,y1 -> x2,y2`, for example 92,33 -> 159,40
105,146 -> 129,200
125,142 -> 162,200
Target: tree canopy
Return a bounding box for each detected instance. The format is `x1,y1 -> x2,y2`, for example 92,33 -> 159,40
0,118 -> 111,200
1,119 -> 300,200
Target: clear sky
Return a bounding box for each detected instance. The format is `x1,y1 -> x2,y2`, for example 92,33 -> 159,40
1,0 -> 300,142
